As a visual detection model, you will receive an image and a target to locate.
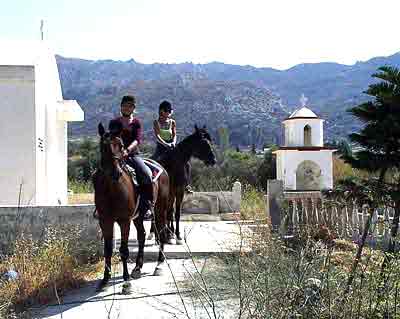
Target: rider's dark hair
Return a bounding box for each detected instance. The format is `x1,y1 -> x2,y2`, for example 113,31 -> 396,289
120,95 -> 136,106
159,100 -> 172,112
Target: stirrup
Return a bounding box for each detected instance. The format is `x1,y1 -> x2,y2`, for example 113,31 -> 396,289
185,185 -> 194,194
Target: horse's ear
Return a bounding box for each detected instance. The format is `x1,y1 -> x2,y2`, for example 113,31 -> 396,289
98,123 -> 105,137
194,124 -> 199,132
203,125 -> 207,129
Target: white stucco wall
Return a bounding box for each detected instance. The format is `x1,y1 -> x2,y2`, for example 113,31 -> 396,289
283,119 -> 324,147
0,41 -> 83,206
0,66 -> 36,205
274,150 -> 334,190
35,48 -> 68,205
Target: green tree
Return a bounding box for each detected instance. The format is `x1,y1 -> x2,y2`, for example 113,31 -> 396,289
342,66 -> 400,290
347,66 -> 400,245
256,145 -> 277,191
68,138 -> 99,182
336,139 -> 352,159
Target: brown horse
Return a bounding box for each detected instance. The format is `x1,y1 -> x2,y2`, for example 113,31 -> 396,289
93,123 -> 169,293
152,125 -> 216,244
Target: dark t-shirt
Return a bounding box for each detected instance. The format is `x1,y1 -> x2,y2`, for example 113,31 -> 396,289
112,116 -> 142,153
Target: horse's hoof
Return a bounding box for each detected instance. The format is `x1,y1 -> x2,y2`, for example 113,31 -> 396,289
176,237 -> 183,245
153,267 -> 164,276
167,234 -> 175,245
154,262 -> 165,276
121,281 -> 132,295
131,268 -> 141,279
96,279 -> 110,292
147,232 -> 155,241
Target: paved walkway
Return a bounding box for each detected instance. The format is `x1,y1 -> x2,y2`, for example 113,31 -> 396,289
114,221 -> 250,258
32,221 -> 249,319
33,259 -> 238,319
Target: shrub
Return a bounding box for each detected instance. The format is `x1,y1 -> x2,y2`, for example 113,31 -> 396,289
182,225 -> 400,318
240,185 -> 266,220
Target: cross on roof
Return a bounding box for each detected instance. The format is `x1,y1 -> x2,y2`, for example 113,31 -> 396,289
300,94 -> 308,107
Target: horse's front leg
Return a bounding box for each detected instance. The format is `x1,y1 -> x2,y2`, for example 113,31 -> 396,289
97,218 -> 113,291
118,220 -> 132,294
166,188 -> 176,244
175,187 -> 185,245
154,192 -> 168,276
132,218 -> 145,279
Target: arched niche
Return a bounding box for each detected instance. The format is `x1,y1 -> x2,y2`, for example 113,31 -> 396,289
304,125 -> 312,146
296,160 -> 322,190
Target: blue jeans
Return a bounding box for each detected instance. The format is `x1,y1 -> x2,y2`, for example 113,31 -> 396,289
125,154 -> 153,219
126,154 -> 152,185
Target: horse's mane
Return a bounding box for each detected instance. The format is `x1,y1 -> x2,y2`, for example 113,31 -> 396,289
160,128 -> 212,164
179,128 -> 211,145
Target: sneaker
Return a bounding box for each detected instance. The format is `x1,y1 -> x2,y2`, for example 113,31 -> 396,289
185,185 -> 194,194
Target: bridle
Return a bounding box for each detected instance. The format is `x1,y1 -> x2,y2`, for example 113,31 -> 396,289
102,135 -> 125,161
100,135 -> 126,181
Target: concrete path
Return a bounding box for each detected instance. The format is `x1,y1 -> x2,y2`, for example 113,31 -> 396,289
32,221 -> 249,319
114,221 -> 250,258
32,259 -> 238,319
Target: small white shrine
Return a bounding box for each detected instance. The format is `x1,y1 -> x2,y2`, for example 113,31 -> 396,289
0,41 -> 84,206
273,96 -> 335,191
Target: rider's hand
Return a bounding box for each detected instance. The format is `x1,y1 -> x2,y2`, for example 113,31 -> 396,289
122,149 -> 129,159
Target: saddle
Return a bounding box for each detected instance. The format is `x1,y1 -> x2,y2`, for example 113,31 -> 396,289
123,159 -> 164,187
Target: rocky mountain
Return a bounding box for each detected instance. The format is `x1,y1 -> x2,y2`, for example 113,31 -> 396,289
57,52 -> 400,147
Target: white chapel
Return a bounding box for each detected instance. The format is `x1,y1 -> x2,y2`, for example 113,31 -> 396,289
273,97 -> 335,191
0,41 -> 84,206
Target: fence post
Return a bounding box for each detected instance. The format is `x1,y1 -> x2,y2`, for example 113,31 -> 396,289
232,181 -> 241,212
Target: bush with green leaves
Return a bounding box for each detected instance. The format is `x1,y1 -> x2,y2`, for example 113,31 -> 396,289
68,138 -> 99,183
191,147 -> 276,192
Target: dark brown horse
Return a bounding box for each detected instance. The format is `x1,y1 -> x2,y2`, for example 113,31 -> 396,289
152,125 -> 216,244
93,123 -> 169,293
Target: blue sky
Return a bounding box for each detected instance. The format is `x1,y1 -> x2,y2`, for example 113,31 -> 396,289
1,0 -> 399,69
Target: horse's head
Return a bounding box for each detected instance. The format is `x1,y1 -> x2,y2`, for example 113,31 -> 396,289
98,122 -> 124,171
190,125 -> 216,166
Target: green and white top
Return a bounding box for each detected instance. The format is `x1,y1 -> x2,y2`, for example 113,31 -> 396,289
155,119 -> 174,143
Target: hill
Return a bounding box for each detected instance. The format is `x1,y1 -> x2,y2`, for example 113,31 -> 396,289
57,52 -> 400,146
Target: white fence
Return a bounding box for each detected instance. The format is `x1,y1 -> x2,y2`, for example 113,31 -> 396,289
281,196 -> 395,246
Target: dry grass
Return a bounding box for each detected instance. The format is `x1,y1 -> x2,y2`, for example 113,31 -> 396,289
181,222 -> 400,318
240,185 -> 266,221
68,193 -> 94,204
0,226 -> 104,316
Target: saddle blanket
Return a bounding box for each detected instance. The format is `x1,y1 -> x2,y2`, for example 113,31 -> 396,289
124,158 -> 164,186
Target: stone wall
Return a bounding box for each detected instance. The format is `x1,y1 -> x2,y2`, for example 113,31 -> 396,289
181,181 -> 241,214
0,182 -> 241,253
0,205 -> 99,254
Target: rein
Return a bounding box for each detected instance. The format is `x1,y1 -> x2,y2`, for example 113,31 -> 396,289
100,136 -> 126,181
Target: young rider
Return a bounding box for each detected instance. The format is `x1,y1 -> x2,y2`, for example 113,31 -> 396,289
152,100 -> 193,193
109,95 -> 154,220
